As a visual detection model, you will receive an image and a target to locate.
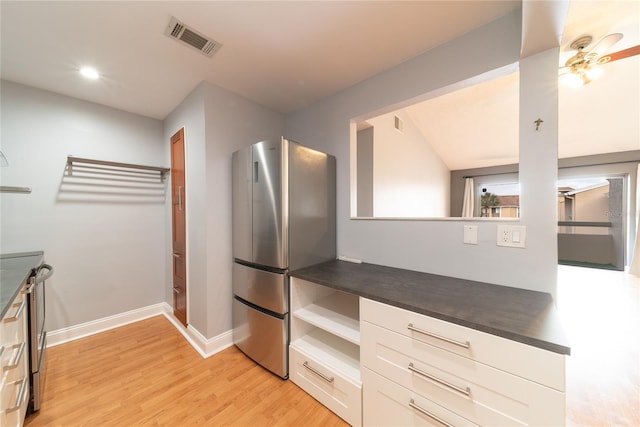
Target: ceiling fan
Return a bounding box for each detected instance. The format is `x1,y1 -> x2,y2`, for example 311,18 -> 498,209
559,33 -> 640,87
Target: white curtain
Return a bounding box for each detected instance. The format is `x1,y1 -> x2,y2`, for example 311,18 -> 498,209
629,164 -> 640,276
461,177 -> 474,217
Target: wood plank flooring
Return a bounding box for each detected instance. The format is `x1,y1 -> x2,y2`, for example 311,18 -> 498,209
25,316 -> 347,426
25,265 -> 639,426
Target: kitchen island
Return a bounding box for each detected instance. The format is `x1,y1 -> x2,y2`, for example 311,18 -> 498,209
291,259 -> 570,355
289,259 -> 570,426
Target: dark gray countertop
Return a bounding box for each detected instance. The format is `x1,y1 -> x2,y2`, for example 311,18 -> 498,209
290,260 -> 570,355
0,251 -> 43,318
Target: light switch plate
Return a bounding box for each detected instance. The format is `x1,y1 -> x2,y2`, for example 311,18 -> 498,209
496,225 -> 526,248
463,225 -> 478,245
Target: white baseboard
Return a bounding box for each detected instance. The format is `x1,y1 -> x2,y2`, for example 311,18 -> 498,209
162,308 -> 234,358
47,303 -> 234,359
47,303 -> 167,347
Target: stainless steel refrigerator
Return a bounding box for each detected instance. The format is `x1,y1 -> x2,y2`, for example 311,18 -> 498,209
231,137 -> 336,379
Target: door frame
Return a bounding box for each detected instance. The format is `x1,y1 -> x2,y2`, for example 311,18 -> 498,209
170,127 -> 188,326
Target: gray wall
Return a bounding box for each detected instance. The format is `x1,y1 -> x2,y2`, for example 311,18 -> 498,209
285,11 -> 564,297
356,127 -> 373,217
164,82 -> 284,338
0,80 -> 166,332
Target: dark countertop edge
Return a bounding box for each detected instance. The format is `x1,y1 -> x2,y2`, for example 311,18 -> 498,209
1,250 -> 44,259
291,260 -> 571,356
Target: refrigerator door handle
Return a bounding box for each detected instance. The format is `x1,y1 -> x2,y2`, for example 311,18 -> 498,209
254,161 -> 259,183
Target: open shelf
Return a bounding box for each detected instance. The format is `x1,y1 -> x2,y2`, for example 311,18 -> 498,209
293,291 -> 360,345
291,328 -> 361,384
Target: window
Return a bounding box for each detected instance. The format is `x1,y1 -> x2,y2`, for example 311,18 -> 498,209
478,181 -> 520,218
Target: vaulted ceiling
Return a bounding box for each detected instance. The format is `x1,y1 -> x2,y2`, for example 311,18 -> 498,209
397,1 -> 639,170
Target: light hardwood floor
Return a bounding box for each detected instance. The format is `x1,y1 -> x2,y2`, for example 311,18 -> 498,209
25,265 -> 639,426
25,316 -> 347,426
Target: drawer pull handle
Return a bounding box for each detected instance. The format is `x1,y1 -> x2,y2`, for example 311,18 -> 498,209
6,378 -> 28,413
407,323 -> 470,349
4,301 -> 26,323
4,342 -> 26,371
303,361 -> 334,383
408,362 -> 471,397
409,398 -> 454,427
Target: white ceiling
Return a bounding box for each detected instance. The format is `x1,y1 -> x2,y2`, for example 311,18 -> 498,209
0,0 -> 519,119
1,1 -> 637,171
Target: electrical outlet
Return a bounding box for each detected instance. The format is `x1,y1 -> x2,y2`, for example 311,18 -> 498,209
496,225 -> 526,248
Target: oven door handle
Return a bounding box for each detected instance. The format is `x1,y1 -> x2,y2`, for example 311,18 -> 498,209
35,264 -> 54,284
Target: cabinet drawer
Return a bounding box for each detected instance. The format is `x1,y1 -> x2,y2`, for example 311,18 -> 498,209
0,375 -> 29,427
1,342 -> 28,385
363,367 -> 478,427
2,293 -> 27,346
362,322 -> 565,426
290,345 -> 362,426
361,298 -> 565,391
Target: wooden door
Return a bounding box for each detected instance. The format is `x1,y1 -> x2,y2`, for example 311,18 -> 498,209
171,128 -> 187,326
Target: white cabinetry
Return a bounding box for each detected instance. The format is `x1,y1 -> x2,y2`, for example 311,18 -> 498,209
289,277 -> 362,426
0,287 -> 29,427
361,298 -> 566,426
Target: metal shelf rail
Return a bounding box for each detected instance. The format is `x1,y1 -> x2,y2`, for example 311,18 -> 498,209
66,156 -> 170,182
0,186 -> 32,193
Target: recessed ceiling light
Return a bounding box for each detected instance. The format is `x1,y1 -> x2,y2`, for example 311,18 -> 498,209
80,67 -> 100,80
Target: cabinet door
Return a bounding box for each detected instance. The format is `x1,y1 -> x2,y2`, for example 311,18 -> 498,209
361,321 -> 565,426
1,289 -> 29,426
361,298 -> 565,392
290,346 -> 362,426
363,367 -> 479,427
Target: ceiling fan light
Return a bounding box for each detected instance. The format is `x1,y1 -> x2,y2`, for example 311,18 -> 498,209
585,65 -> 603,80
560,72 -> 584,88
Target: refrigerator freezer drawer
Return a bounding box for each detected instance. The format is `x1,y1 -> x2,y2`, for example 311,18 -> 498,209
233,262 -> 288,315
232,297 -> 288,379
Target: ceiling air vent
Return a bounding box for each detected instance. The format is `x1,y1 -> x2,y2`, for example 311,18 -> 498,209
165,16 -> 221,58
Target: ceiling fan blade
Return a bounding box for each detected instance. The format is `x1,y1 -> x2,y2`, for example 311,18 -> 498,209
597,45 -> 640,64
584,33 -> 623,61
